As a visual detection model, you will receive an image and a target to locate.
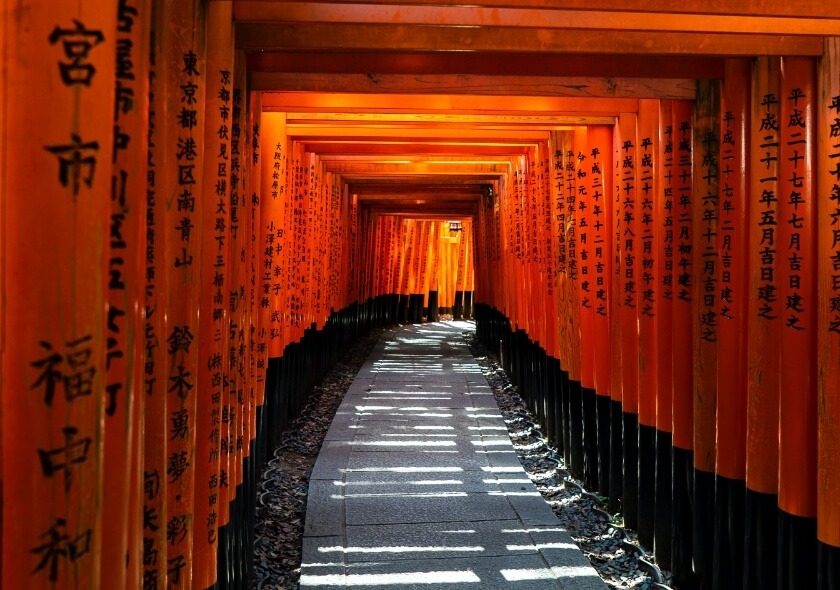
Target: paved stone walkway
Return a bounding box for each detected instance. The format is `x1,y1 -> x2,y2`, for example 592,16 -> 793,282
300,322 -> 607,589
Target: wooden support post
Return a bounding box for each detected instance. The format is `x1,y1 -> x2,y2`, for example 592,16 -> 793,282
616,112 -> 640,530
2,1 -> 117,587
589,126 -> 613,499
194,3 -> 232,586
105,2 -> 150,589
817,37 -> 840,590
693,77 -> 720,590
744,55 -> 782,590
609,126 -> 625,514
713,57 -> 750,590
654,98 -> 674,571
777,56 -> 818,590
670,99 -> 697,589
637,99 -> 659,550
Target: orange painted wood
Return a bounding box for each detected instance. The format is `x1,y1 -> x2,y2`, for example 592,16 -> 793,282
162,0 -> 206,583
671,100 -> 694,451
237,22 -> 824,57
103,2 -> 149,588
564,134 -> 582,383
588,126 -> 613,398
142,5 -> 171,585
817,37 -> 840,549
194,3 -> 233,584
617,113 -> 639,416
654,99 -> 674,434
250,88 -> 267,407
609,127 -> 624,405
2,0 -> 116,587
260,112 -> 287,357
637,99 -> 659,429
778,56 -> 818,519
235,2 -> 840,37
575,127 -> 595,390
692,79 -> 720,474
247,51 -> 725,81
745,57 -> 782,495
251,72 -> 696,100
715,59 -> 750,481
236,0 -> 840,20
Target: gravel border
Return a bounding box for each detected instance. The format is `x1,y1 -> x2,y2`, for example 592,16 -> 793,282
250,323 -> 674,590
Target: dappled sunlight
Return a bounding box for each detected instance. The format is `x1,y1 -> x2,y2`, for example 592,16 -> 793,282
300,570 -> 482,587
300,323 -> 604,590
317,545 -> 485,555
500,566 -> 604,581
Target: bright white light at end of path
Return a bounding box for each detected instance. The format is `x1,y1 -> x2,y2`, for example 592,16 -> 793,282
317,545 -> 485,554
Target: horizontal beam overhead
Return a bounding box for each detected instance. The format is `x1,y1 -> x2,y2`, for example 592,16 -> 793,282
298,142 -> 533,156
236,23 -> 824,56
234,2 -> 840,36
262,92 -> 637,115
250,73 -> 695,99
233,0 -> 840,20
246,52 -> 726,79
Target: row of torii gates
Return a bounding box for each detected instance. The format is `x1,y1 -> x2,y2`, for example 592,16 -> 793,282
2,1 -> 840,590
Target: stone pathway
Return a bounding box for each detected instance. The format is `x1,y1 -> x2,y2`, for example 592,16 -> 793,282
299,322 -> 607,589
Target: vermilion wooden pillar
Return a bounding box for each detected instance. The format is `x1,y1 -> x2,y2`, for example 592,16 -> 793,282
575,126 -> 599,490
744,55 -> 782,590
817,37 -> 840,590
565,132 -> 584,479
654,99 -> 674,570
713,58 -> 750,590
609,125 -> 625,514
777,56 -> 818,590
588,126 -> 613,499
670,99 -> 697,589
104,3 -> 149,589
637,99 -> 659,550
616,112 -> 640,530
164,0 -> 206,583
693,78 -> 720,590
2,1 -> 116,588
195,3 -> 232,587
143,1 -> 170,585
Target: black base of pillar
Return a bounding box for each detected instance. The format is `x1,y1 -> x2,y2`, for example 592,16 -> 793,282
559,369 -> 571,466
569,380 -> 584,478
654,429 -> 673,570
582,386 -> 598,490
818,541 -> 840,590
637,423 -> 656,550
453,290 -> 464,319
596,394 -> 611,497
427,290 -> 439,321
623,413 -> 639,530
609,400 -> 623,514
778,509 -> 817,590
397,294 -> 410,324
693,468 -> 716,590
744,487 -> 778,590
672,447 -> 698,589
463,291 -> 473,318
713,474 -> 746,590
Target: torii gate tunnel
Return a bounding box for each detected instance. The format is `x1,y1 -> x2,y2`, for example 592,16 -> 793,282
2,2 -> 840,590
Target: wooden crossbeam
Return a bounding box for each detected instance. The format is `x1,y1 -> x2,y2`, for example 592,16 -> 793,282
246,52 -> 725,79
251,73 -> 695,99
233,2 -> 840,36
236,22 -> 824,56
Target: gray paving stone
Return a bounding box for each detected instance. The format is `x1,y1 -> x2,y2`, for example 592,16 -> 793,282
300,322 -> 607,589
